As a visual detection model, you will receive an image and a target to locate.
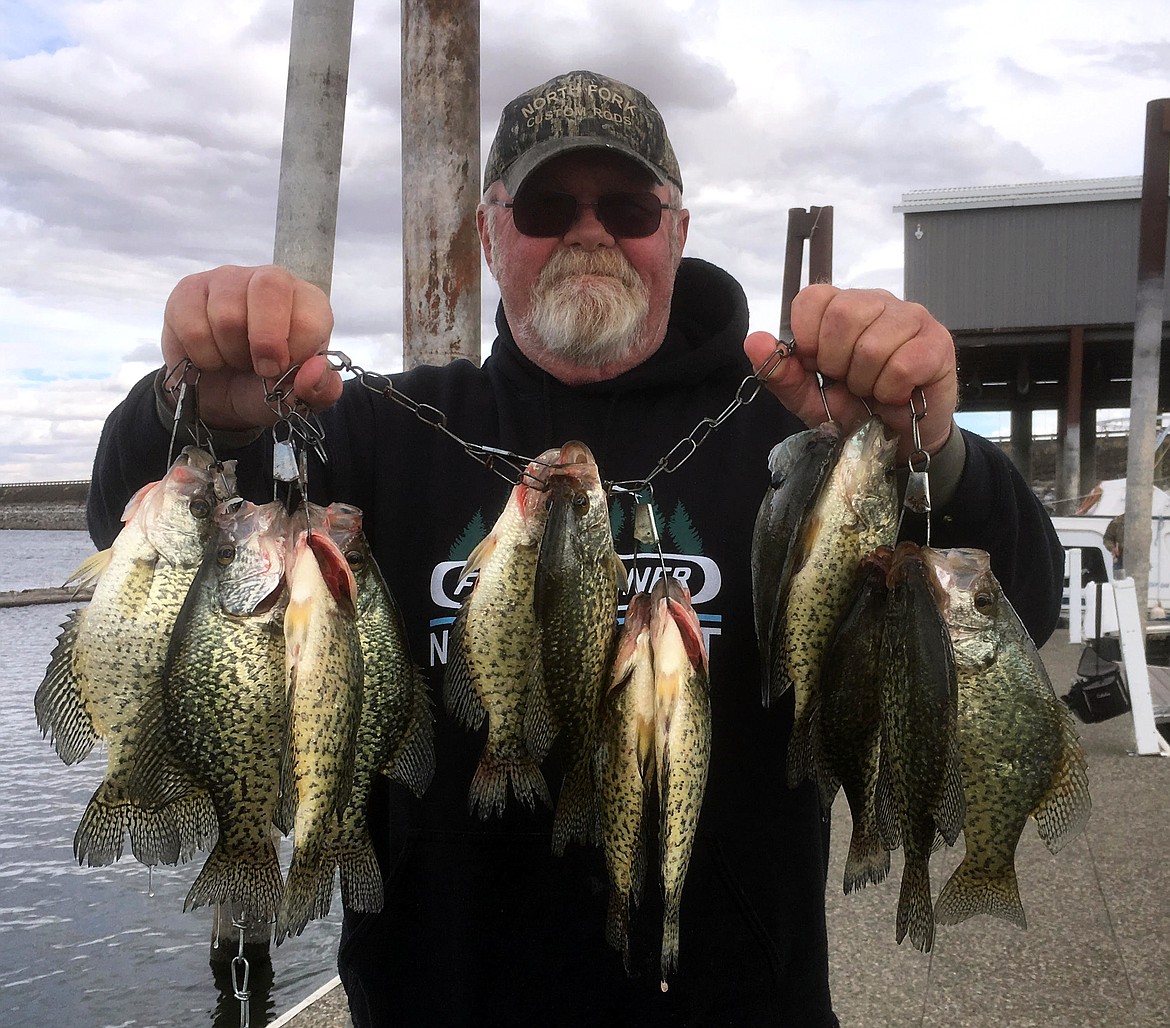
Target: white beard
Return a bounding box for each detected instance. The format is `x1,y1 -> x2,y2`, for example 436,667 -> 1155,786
524,248 -> 650,367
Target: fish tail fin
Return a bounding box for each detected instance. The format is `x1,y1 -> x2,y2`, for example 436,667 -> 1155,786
551,756 -> 599,856
842,820 -> 891,894
185,839 -> 283,928
314,857 -> 339,920
935,858 -> 1026,929
277,844 -> 329,942
467,751 -> 509,819
338,840 -> 384,914
895,855 -> 936,952
469,749 -> 551,819
605,888 -> 633,974
161,791 -> 219,864
34,608 -> 99,765
660,899 -> 681,987
384,670 -> 436,799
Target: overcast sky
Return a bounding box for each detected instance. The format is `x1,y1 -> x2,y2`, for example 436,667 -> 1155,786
1,0 -> 1167,483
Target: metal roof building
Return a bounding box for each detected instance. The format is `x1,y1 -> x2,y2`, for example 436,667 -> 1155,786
895,176 -> 1170,495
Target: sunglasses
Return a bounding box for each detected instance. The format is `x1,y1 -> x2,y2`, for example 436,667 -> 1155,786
488,190 -> 677,239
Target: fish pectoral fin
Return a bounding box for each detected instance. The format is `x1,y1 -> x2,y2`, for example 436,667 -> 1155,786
462,533 -> 497,576
609,551 -> 629,592
65,548 -> 113,589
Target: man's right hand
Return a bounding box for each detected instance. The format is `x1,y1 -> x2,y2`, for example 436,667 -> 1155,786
160,264 -> 343,431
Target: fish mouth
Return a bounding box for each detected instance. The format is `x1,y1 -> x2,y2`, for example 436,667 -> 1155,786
301,530 -> 356,614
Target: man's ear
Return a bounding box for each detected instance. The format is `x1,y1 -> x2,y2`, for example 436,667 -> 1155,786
477,205 -> 495,276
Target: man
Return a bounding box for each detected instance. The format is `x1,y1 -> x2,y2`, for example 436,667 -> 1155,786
88,70 -> 1064,1026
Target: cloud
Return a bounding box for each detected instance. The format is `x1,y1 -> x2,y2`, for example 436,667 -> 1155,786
1,0 -> 1166,482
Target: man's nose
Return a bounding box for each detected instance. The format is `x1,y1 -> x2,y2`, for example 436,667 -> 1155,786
562,201 -> 614,248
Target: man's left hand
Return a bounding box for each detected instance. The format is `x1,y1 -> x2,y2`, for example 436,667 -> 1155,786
745,284 -> 958,464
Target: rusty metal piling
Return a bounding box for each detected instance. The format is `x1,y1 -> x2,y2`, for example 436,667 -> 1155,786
401,0 -> 481,369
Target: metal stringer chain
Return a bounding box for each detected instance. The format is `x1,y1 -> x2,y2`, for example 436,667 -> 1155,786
899,388 -> 933,543
162,358 -> 214,466
323,351 -> 567,490
323,339 -> 797,566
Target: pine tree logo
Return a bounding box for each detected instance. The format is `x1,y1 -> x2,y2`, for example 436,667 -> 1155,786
449,511 -> 487,561
666,501 -> 703,555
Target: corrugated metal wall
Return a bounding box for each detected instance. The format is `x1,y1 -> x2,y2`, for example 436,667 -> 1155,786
902,199 -> 1170,330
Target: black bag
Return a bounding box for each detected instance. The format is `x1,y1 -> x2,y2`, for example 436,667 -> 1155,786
1062,578 -> 1131,724
1063,645 -> 1131,723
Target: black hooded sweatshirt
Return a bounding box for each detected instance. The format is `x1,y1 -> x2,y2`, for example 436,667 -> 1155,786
88,257 -> 1064,1028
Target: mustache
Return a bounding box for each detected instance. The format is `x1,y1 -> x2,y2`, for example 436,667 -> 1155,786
536,247 -> 642,291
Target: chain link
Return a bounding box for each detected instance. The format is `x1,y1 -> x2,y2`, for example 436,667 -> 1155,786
323,335 -> 796,495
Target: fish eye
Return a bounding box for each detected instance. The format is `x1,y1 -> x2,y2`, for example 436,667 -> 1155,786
346,550 -> 365,569
572,493 -> 589,511
189,498 -> 212,519
974,591 -> 995,612
216,544 -> 236,566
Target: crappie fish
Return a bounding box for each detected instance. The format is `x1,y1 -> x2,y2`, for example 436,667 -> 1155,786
817,547 -> 892,894
877,542 -> 965,953
277,513 -> 364,941
751,421 -> 843,706
781,416 -> 898,787
923,547 -> 1091,930
35,446 -> 233,867
444,450 -> 560,817
652,577 -> 711,988
597,590 -> 656,970
535,441 -> 626,855
313,502 -> 434,916
151,498 -> 289,922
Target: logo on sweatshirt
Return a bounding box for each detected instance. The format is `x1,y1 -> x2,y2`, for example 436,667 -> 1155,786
424,500 -> 724,668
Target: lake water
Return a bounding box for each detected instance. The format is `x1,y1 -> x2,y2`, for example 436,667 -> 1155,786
0,531 -> 344,1028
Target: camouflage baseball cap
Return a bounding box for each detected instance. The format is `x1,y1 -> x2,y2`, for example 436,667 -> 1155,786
483,70 -> 682,195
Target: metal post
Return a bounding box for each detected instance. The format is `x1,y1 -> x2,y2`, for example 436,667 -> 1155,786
780,206 -> 833,333
1010,408 -> 1032,482
1061,326 -> 1084,506
1124,98 -> 1170,633
273,0 -> 355,297
401,0 -> 481,369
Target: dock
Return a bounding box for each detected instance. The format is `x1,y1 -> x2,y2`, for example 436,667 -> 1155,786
275,626 -> 1169,1027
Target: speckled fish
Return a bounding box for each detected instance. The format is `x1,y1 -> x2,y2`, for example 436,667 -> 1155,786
876,542 -> 965,953
34,446 -> 233,867
277,512 -> 364,941
313,502 -> 434,917
444,450 -> 560,817
923,546 -> 1091,930
780,416 -> 898,787
751,422 -> 843,707
597,590 -> 656,971
153,498 -> 289,922
817,546 -> 892,894
534,441 -> 626,855
652,576 -> 711,989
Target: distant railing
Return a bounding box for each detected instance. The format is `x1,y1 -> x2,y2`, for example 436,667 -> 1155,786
0,480 -> 90,491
